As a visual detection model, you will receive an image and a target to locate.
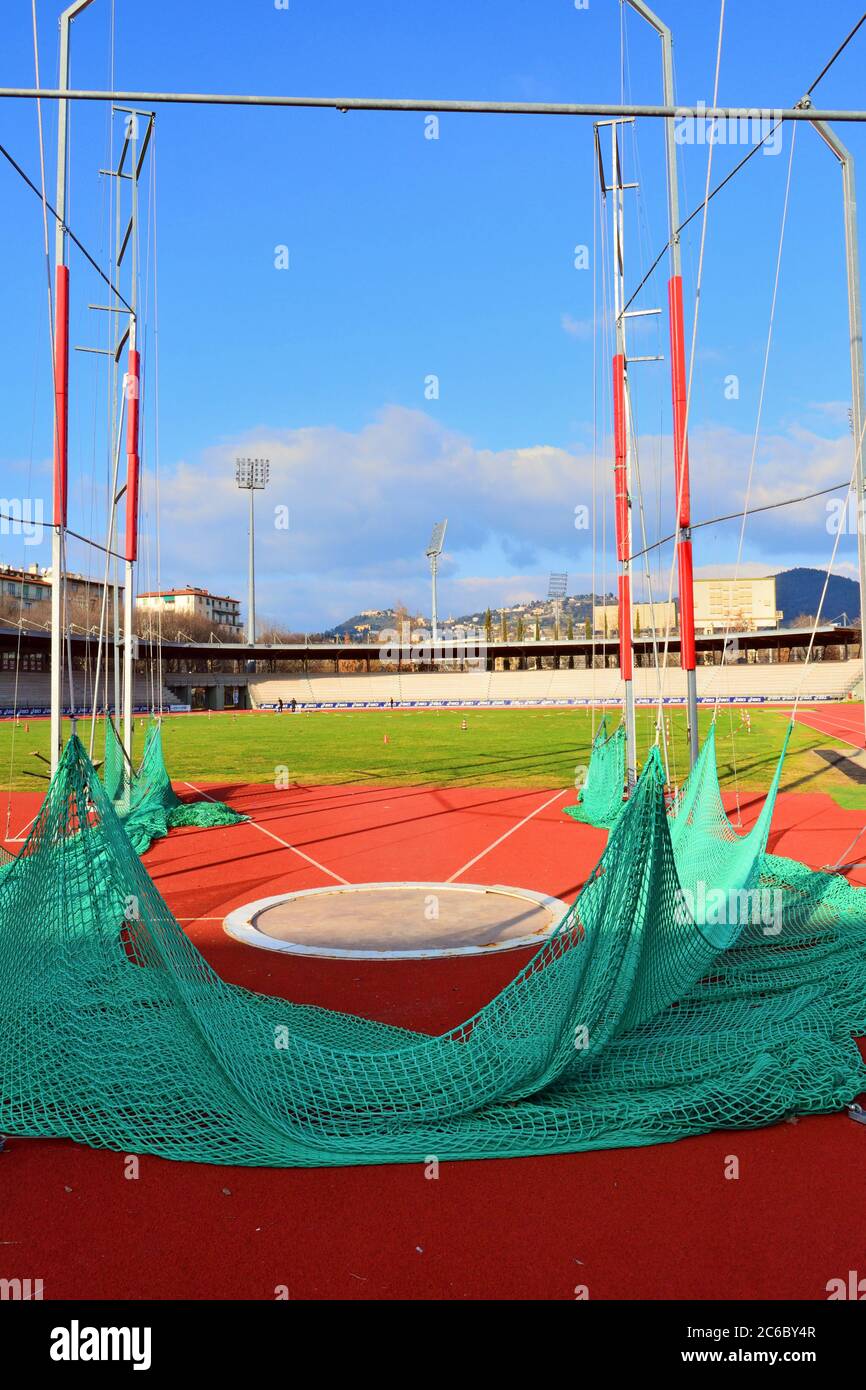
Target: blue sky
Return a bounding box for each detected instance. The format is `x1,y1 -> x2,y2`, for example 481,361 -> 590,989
1,0 -> 865,628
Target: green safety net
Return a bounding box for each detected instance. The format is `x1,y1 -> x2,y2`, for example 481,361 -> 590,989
102,717 -> 247,855
1,723 -> 864,1167
564,716 -> 626,829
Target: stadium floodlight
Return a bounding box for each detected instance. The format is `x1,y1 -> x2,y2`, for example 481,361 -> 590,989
426,519 -> 448,643
548,572 -> 568,639
547,573 -> 568,599
235,457 -> 270,644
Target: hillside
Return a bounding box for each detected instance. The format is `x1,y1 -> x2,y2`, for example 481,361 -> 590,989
774,568 -> 859,626
326,592 -> 614,642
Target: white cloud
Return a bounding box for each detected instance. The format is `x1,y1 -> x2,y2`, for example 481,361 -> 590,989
560,313 -> 593,339
140,406 -> 856,627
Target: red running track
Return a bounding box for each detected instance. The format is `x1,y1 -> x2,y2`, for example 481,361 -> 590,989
791,701 -> 866,750
2,777 -> 866,1301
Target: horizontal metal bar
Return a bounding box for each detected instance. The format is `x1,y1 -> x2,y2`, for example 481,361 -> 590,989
1,88 -> 865,121
113,104 -> 157,117
627,353 -> 665,362
88,303 -> 130,312
74,345 -> 113,355
624,307 -> 661,317
98,168 -> 132,178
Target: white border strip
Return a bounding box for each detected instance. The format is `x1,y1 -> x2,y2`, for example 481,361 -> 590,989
223,880 -> 570,960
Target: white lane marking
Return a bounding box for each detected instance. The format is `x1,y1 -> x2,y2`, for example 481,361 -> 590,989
9,811 -> 39,842
182,781 -> 350,885
445,787 -> 569,884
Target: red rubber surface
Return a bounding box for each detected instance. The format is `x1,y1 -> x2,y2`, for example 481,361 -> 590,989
2,775 -> 865,1301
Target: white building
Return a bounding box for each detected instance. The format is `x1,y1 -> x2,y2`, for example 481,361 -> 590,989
137,587 -> 242,631
593,601 -> 678,637
693,576 -> 781,633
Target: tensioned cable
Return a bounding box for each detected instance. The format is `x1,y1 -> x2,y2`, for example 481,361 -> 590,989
590,143 -> 599,738
88,402 -> 127,757
791,437 -> 865,723
806,10 -> 866,98
598,131 -> 613,721
626,481 -> 851,563
627,390 -> 671,785
623,7 -> 866,317
2,328 -> 42,837
711,124 -> 799,723
654,0 -> 727,745
619,7 -> 671,783
30,0 -> 78,745
802,420 -> 866,873
0,511 -> 143,561
0,142 -> 133,313
624,130 -> 781,315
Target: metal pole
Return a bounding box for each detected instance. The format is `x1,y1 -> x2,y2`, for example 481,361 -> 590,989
430,553 -> 439,644
811,119 -> 866,746
3,87 -> 866,121
123,118 -> 139,764
611,125 -> 637,787
625,0 -> 699,767
248,485 -> 256,645
50,1 -> 95,774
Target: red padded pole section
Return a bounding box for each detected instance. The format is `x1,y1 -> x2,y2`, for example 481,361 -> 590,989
669,275 -> 696,674
612,353 -> 628,562
125,349 -> 140,563
125,456 -> 139,563
668,275 -> 691,528
618,575 -> 633,681
678,537 -> 696,672
613,353 -> 632,680
53,265 -> 70,527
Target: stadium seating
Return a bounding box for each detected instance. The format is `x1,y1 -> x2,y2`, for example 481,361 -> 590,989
0,672 -> 188,714
248,659 -> 863,708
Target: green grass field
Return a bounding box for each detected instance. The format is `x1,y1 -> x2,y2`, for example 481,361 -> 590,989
1,706 -> 865,809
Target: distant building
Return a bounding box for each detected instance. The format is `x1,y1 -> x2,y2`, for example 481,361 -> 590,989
0,562 -> 124,612
693,576 -> 781,633
137,586 -> 242,630
593,600 -> 677,636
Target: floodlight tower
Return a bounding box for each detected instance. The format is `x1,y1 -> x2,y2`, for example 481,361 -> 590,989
426,520 -> 448,643
548,572 -> 568,639
235,458 -> 269,645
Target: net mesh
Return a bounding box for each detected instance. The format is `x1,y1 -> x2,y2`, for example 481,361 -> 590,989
102,717 -> 246,854
564,716 -> 626,829
1,729 -> 864,1167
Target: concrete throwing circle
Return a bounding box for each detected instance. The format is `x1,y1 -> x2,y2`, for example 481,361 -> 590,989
223,881 -> 570,959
